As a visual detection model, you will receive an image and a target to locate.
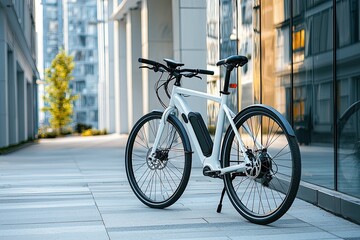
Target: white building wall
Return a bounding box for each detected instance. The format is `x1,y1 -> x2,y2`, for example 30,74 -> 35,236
0,2 -> 38,148
172,0 -> 207,118
126,7 -> 143,128
141,0 -> 173,114
107,1 -> 116,133
98,0 -> 116,133
110,0 -> 207,134
114,18 -> 129,134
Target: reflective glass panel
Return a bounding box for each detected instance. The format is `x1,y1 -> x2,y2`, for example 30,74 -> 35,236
237,0 -> 255,108
336,0 -> 360,198
292,0 -> 334,188
260,0 -> 291,120
220,0 -> 238,112
260,0 -> 335,188
206,0 -> 220,131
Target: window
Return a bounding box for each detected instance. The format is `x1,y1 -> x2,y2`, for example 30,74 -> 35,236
310,9 -> 333,55
87,24 -> 97,35
48,21 -> 58,32
76,81 -> 86,92
81,95 -> 96,107
76,112 -> 86,122
317,82 -> 332,124
293,28 -> 305,62
79,36 -> 86,47
292,29 -> 305,51
85,64 -> 94,75
90,110 -> 98,122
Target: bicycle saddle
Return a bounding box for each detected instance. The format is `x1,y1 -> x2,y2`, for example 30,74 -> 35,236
216,55 -> 248,67
164,58 -> 184,69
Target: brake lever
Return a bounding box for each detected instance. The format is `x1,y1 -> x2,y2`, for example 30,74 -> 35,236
183,73 -> 202,80
139,66 -> 153,70
139,65 -> 161,73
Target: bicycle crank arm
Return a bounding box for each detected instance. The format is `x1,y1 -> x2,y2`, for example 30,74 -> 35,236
219,164 -> 247,175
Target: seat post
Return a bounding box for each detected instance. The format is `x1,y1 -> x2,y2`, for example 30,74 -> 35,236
221,65 -> 234,95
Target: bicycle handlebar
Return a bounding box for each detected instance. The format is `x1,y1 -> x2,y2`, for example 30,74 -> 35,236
138,58 -> 159,66
138,58 -> 214,76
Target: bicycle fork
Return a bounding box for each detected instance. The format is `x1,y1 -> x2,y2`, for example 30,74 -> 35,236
147,107 -> 177,162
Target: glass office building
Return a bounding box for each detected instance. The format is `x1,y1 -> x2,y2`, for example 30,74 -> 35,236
42,0 -> 99,129
64,0 -> 99,129
42,0 -> 64,126
207,0 -> 360,202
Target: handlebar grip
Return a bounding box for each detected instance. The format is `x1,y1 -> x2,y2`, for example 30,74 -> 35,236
138,58 -> 159,66
198,69 -> 214,75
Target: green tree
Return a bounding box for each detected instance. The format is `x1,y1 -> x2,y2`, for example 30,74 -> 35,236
42,49 -> 78,135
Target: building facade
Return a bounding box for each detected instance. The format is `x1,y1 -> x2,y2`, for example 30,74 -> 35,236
41,0 -> 63,126
210,0 -> 359,222
0,0 -> 39,148
41,0 -> 99,130
106,0 -> 208,135
64,0 -> 99,129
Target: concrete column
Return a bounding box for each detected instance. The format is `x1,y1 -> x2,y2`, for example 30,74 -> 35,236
27,81 -> 33,139
172,0 -> 207,117
141,0 -> 173,114
17,70 -> 26,142
7,50 -> 18,145
107,0 -> 116,133
0,40 -> 8,148
115,19 -> 128,134
126,7 -> 142,128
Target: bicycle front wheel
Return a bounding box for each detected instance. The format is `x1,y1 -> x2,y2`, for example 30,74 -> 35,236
125,111 -> 192,209
222,106 -> 301,224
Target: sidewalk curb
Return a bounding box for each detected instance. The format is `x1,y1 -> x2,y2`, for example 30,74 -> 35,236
0,140 -> 38,155
297,181 -> 360,224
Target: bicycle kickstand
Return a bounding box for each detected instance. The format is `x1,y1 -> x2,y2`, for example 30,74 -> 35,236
217,174 -> 236,213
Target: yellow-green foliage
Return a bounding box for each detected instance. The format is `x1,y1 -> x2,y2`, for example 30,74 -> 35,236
81,129 -> 107,137
42,49 -> 78,135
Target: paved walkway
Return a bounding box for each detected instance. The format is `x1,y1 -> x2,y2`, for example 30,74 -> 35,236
0,134 -> 359,240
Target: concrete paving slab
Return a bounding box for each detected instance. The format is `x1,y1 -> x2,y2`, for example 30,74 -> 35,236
0,134 -> 359,240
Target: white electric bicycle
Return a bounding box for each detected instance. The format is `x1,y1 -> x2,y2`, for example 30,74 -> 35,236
125,55 -> 301,225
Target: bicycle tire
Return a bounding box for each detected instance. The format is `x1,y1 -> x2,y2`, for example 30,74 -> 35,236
125,111 -> 192,208
221,105 -> 301,224
337,101 -> 360,196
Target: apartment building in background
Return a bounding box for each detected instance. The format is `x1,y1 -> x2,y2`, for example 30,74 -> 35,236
41,0 -> 63,126
0,0 -> 39,148
41,0 -> 99,129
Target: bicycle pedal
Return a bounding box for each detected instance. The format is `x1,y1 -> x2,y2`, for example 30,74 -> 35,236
203,166 -> 221,178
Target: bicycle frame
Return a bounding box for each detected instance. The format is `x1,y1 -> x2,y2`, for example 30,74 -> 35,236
149,84 -> 254,175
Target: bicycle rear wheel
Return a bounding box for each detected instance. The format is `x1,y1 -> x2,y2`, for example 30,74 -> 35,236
125,111 -> 192,208
222,105 -> 301,224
